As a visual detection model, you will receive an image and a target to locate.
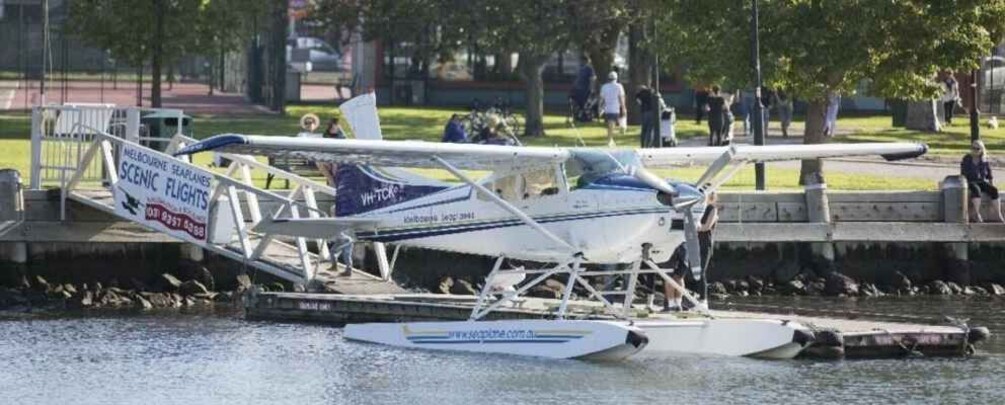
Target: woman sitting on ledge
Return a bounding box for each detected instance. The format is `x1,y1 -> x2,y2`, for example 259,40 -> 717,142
961,140 -> 1005,223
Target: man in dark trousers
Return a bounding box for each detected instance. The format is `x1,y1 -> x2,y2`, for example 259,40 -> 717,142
706,85 -> 727,146
636,84 -> 659,148
694,87 -> 709,124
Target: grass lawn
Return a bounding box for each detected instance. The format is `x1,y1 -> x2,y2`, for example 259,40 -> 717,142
0,106 -> 943,191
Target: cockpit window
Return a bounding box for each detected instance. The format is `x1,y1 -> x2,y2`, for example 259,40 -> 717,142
566,149 -> 640,189
480,166 -> 561,201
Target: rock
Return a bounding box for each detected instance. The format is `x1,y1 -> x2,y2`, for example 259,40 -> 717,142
946,281 -> 964,295
179,280 -> 209,296
930,280 -> 952,295
193,292 -> 218,300
970,286 -> 988,295
62,284 -> 78,295
145,293 -> 174,307
859,283 -> 882,297
214,291 -> 235,302
544,279 -> 566,291
807,281 -> 826,296
824,273 -> 859,297
450,279 -> 478,295
133,295 -> 153,310
437,277 -> 453,294
32,275 -> 50,292
235,274 -> 253,293
267,282 -> 285,293
708,282 -> 728,295
987,283 -> 1005,296
736,280 -> 750,294
160,273 -> 183,291
292,283 -> 306,293
783,279 -> 806,295
69,291 -> 94,308
747,277 -> 765,294
178,261 -> 215,291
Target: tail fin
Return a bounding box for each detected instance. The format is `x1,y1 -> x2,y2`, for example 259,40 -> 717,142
334,165 -> 449,216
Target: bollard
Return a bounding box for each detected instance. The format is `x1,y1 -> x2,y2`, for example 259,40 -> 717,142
804,174 -> 835,264
940,175 -> 967,224
940,175 -> 970,284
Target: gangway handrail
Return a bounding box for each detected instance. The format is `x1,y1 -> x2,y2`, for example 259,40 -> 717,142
167,134 -> 339,198
58,127 -> 344,285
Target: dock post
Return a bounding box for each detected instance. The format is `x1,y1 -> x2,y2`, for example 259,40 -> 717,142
0,170 -> 27,285
941,176 -> 970,284
804,175 -> 834,269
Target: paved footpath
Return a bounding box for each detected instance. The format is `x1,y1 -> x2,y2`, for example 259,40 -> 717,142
676,123 -> 959,181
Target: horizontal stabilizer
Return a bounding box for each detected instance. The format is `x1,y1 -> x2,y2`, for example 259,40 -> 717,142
252,217 -> 380,239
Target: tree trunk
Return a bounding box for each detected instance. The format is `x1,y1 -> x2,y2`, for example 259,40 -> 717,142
150,0 -> 164,108
586,46 -> 615,88
495,52 -> 513,77
519,54 -> 548,137
270,0 -> 286,113
800,100 -> 828,184
627,25 -> 652,125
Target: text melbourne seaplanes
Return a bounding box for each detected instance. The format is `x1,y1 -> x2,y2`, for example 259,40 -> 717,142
114,144 -> 212,243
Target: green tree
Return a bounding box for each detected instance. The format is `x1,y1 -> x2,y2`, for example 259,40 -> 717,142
656,0 -> 1005,182
69,0 -> 205,108
476,0 -> 574,136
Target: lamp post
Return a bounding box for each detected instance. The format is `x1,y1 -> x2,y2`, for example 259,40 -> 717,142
751,0 -> 766,190
970,68 -> 980,142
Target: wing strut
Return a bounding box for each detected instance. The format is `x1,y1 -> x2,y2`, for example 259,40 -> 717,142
431,156 -> 580,255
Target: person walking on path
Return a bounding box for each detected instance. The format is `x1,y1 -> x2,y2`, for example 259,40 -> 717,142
824,93 -> 841,137
706,85 -> 728,146
962,140 -> 1005,223
774,89 -> 794,137
694,87 -> 710,124
941,72 -> 961,125
635,84 -> 660,147
600,71 -> 627,147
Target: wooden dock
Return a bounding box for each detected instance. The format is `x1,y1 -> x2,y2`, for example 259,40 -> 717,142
245,291 -> 990,360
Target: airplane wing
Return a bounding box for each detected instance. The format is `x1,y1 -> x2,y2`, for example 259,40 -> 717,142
637,143 -> 928,168
253,217 -> 381,239
174,134 -> 569,171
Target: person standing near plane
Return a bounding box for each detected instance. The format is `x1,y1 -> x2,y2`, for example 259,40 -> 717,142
600,71 -> 627,147
318,117 -> 355,277
706,85 -> 728,146
441,114 -> 468,143
962,140 -> 1005,223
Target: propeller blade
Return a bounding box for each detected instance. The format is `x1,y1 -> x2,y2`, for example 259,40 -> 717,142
695,146 -> 737,190
629,166 -> 676,196
683,208 -> 704,281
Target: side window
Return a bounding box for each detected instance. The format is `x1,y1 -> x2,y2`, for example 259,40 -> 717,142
478,167 -> 561,202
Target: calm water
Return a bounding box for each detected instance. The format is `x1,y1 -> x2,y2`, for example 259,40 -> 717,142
1,297 -> 1003,405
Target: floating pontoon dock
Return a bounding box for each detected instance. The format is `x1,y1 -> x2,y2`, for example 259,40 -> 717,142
245,291 -> 989,360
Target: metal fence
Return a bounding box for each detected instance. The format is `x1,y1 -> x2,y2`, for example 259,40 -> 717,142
29,104 -> 187,189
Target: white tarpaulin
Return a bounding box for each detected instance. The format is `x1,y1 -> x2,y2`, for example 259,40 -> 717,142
114,143 -> 213,243
339,92 -> 383,140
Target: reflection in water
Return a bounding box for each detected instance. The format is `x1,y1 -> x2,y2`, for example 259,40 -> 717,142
0,297 -> 1002,404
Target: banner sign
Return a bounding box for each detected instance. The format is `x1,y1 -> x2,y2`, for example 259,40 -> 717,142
114,144 -> 213,243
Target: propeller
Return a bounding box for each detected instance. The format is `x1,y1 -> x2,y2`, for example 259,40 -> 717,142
629,166 -> 706,281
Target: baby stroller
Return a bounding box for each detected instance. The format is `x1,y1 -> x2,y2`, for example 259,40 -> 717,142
568,91 -> 599,124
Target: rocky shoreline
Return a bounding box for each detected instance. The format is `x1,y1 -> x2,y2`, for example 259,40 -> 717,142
0,272 -> 278,313
434,270 -> 1005,301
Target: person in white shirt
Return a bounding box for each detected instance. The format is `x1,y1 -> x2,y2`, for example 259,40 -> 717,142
600,71 -> 626,147
941,71 -> 961,125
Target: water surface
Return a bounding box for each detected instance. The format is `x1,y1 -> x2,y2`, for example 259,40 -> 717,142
1,296 -> 1002,404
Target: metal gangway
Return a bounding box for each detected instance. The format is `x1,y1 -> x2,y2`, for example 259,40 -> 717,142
29,104 -> 403,293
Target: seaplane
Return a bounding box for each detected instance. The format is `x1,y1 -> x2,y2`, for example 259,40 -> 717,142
175,94 -> 928,361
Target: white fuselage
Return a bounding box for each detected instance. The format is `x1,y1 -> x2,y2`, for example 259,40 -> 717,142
353,171 -> 696,264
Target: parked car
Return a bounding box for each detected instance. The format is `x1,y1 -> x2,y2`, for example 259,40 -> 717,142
286,37 -> 342,72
